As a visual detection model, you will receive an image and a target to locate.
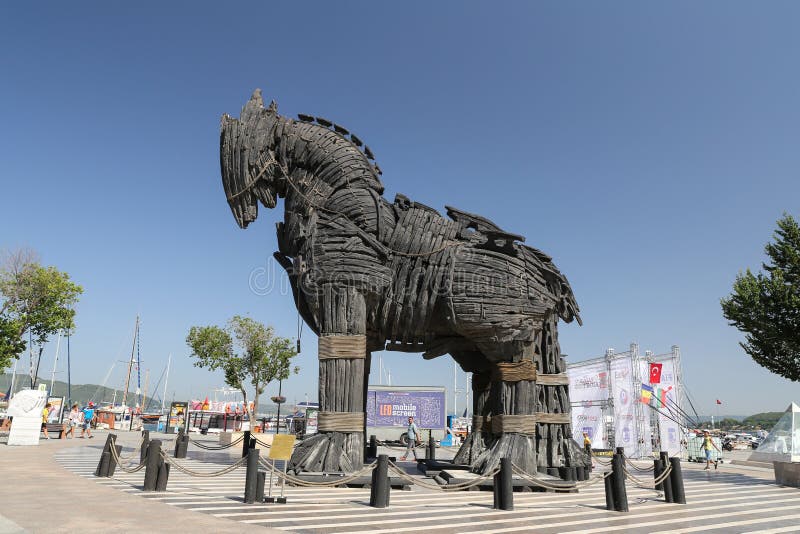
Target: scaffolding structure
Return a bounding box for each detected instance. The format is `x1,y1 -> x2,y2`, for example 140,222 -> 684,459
567,343 -> 685,459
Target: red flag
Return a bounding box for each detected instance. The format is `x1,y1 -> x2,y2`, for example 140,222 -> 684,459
649,363 -> 663,384
716,399 -> 722,405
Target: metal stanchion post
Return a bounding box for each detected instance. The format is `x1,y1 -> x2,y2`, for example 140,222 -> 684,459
143,440 -> 162,491
611,453 -> 628,512
278,462 -> 288,504
669,457 -> 686,504
265,459 -> 275,503
369,454 -> 390,508
244,448 -> 260,504
659,451 -> 674,503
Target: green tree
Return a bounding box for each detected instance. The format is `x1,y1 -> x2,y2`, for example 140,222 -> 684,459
0,249 -> 83,375
186,315 -> 298,423
721,214 -> 800,381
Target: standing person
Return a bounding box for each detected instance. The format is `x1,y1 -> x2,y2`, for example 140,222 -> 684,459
80,402 -> 95,439
701,430 -> 720,470
399,416 -> 420,461
41,403 -> 52,440
582,431 -> 594,467
64,404 -> 81,439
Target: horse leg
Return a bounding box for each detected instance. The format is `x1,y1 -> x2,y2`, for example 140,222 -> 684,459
452,359 -> 492,465
289,285 -> 367,473
535,313 -> 588,473
470,340 -> 539,476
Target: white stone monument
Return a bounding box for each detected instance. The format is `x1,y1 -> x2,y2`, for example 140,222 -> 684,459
6,389 -> 48,446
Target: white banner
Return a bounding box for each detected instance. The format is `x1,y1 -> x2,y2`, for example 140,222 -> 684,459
652,359 -> 682,456
610,357 -> 640,456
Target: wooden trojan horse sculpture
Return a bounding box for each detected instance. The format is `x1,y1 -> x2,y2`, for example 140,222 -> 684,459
220,90 -> 588,477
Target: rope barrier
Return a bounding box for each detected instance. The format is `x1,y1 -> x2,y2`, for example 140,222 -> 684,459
387,461 -> 499,491
253,436 -> 272,448
258,458 -> 377,487
187,434 -> 245,450
375,439 -> 426,451
510,463 -> 612,491
114,436 -> 146,462
160,452 -> 248,477
621,463 -> 673,489
625,458 -> 656,472
108,442 -> 148,473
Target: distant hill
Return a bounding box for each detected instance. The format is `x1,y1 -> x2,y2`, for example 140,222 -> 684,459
0,373 -> 163,411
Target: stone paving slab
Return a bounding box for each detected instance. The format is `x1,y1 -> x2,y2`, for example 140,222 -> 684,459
0,430 -> 280,533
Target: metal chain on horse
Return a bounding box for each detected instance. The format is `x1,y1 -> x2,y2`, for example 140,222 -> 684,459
258,458 -> 377,487
159,452 -> 248,477
250,152 -> 465,258
186,434 -> 245,450
107,442 -> 148,473
387,461 -> 499,491
510,463 -> 612,491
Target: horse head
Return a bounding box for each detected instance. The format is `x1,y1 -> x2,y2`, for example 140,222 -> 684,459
220,89 -> 282,228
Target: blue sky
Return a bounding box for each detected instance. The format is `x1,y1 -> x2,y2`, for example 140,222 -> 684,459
1,2 -> 798,415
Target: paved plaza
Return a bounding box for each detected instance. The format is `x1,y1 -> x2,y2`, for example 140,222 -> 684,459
1,431 -> 797,533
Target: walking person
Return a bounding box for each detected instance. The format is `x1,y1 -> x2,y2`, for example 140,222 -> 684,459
583,431 -> 594,468
63,403 -> 81,439
80,402 -> 95,439
41,403 -> 52,440
399,416 -> 420,461
702,430 -> 720,470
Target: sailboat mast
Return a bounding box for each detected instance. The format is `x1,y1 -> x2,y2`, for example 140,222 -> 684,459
162,354 -> 171,413
142,369 -> 149,412
49,332 -> 62,394
121,316 -> 138,409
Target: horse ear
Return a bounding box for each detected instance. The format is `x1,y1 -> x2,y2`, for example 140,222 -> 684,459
267,100 -> 278,114
241,89 -> 264,121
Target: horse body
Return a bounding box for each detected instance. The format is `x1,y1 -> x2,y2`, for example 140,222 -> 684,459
220,90 -> 586,475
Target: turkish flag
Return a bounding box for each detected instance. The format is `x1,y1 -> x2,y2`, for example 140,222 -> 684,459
716,399 -> 722,405
649,363 -> 663,384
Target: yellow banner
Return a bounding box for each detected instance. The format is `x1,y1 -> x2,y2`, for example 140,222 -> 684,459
269,434 -> 296,460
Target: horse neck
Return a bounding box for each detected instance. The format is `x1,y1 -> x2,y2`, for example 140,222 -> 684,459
273,117 -> 384,216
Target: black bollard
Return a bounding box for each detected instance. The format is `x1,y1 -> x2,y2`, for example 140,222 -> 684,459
155,461 -> 170,492
98,451 -> 111,478
585,444 -> 593,473
244,448 -> 260,504
576,465 -> 585,481
256,470 -> 266,502
669,457 -> 686,504
141,430 -> 150,464
369,454 -> 390,508
242,430 -> 252,458
368,435 -> 378,459
174,429 -> 183,457
95,434 -> 116,476
427,431 -> 436,461
178,434 -> 189,459
653,458 -> 664,491
107,444 -> 122,477
143,440 -> 162,491
493,458 -> 514,511
604,472 -> 615,511
659,451 -> 674,503
611,454 -> 628,512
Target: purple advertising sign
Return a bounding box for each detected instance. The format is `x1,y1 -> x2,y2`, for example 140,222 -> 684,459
366,389 -> 445,429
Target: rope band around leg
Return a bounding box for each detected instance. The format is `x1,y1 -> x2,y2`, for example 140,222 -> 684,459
491,415 -> 537,434
318,411 -> 365,432
492,360 -> 536,382
472,415 -> 492,432
318,335 -> 366,359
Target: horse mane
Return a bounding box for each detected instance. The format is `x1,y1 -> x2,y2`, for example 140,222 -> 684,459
296,113 -> 382,176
